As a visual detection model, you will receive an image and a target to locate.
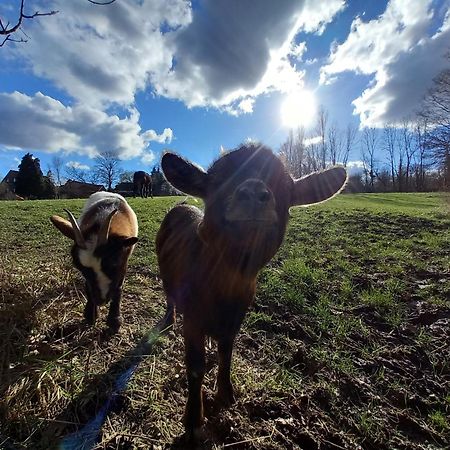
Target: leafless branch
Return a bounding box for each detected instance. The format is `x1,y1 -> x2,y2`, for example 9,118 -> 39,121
87,0 -> 116,4
0,0 -> 58,46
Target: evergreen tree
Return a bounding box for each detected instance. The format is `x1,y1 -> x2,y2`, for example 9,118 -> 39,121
16,153 -> 45,199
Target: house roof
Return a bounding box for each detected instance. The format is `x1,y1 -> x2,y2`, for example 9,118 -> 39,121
1,170 -> 19,184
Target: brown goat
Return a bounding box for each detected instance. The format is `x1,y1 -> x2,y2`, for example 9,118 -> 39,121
156,143 -> 347,439
51,192 -> 138,332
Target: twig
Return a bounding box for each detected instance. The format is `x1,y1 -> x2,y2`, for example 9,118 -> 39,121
0,0 -> 58,46
87,0 -> 116,4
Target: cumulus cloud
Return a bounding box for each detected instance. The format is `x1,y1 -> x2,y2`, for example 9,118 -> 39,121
66,161 -> 90,171
141,151 -> 156,165
3,0 -> 346,116
320,0 -> 450,126
304,136 -> 322,146
154,0 -> 346,110
12,0 -> 191,109
142,128 -> 173,144
0,91 -> 170,160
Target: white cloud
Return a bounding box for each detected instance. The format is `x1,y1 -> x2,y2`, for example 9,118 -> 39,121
289,41 -> 307,61
2,0 -> 345,117
346,160 -> 365,175
154,0 -> 346,111
320,0 -> 450,126
66,161 -> 90,171
304,136 -> 322,146
0,91 -> 168,160
12,0 -> 191,109
142,128 -> 173,144
140,151 -> 156,166
238,98 -> 255,114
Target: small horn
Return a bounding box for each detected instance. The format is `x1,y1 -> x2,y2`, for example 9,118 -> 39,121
98,208 -> 118,247
64,209 -> 87,249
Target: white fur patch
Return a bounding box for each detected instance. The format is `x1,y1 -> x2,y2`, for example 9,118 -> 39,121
79,247 -> 111,299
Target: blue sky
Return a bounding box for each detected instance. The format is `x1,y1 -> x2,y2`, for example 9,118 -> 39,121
0,0 -> 449,182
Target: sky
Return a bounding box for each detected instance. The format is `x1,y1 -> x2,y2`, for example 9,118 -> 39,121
0,0 -> 449,183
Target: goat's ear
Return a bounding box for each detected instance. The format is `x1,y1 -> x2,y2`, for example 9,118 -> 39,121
161,152 -> 208,198
291,167 -> 347,206
121,237 -> 138,248
50,215 -> 76,241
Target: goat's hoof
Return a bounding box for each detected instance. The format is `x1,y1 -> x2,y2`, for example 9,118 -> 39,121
106,316 -> 122,332
83,315 -> 97,326
215,388 -> 235,408
183,426 -> 204,446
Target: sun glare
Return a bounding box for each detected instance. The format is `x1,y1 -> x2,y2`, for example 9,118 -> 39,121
280,90 -> 317,129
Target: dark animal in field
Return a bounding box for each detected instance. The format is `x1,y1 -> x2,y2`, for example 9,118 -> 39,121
50,192 -> 138,332
156,142 -> 347,439
133,171 -> 153,198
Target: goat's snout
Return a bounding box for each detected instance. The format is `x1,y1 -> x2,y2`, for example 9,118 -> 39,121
226,179 -> 276,225
235,179 -> 271,205
234,179 -> 272,206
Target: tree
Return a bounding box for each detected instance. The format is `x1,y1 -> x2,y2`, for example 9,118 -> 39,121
420,65 -> 450,189
15,153 -> 44,198
119,171 -> 134,183
93,150 -> 122,191
383,124 -> 399,191
328,123 -> 343,166
279,127 -> 306,178
361,128 -> 379,192
343,123 -> 358,167
65,164 -> 91,183
316,106 -> 328,169
51,155 -> 64,186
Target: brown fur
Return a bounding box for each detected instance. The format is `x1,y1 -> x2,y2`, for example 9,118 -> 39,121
156,143 -> 347,439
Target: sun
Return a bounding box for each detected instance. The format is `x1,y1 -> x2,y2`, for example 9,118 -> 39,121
280,90 -> 317,128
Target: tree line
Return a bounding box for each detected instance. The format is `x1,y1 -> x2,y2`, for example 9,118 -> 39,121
5,150 -> 174,199
279,65 -> 450,193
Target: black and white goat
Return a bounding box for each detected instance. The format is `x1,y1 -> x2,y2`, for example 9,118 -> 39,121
51,192 -> 138,332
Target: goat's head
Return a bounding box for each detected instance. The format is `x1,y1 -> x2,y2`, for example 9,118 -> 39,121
51,209 -> 138,305
162,143 -> 347,272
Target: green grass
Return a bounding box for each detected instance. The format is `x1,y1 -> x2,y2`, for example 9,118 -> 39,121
0,192 -> 449,449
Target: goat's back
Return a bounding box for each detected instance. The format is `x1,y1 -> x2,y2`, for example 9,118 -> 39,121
80,192 -> 138,238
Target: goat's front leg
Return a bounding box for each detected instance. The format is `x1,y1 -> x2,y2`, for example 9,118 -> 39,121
83,281 -> 98,325
184,326 -> 206,439
106,285 -> 123,332
216,336 -> 235,407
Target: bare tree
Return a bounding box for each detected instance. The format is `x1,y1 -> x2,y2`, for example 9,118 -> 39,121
65,164 -> 91,184
279,127 -> 306,178
316,106 -> 328,169
420,65 -> 450,189
343,123 -> 357,167
51,155 -> 64,187
93,150 -> 122,191
361,127 -> 379,191
400,118 -> 416,191
383,124 -> 399,191
414,119 -> 430,191
328,123 -> 343,166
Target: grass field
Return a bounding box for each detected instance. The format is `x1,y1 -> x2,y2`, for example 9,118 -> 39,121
0,193 -> 449,449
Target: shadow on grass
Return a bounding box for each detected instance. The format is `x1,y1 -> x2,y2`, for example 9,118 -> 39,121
35,311 -> 174,450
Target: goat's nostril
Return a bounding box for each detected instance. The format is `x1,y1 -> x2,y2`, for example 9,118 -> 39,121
258,190 -> 270,203
237,187 -> 251,201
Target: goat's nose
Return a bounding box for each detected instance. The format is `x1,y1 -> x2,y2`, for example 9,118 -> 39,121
257,189 -> 271,204
236,181 -> 271,204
